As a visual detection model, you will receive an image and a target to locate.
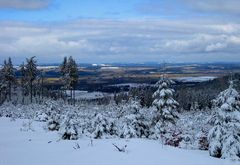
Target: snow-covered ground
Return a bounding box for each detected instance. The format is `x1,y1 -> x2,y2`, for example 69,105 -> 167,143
0,117 -> 237,165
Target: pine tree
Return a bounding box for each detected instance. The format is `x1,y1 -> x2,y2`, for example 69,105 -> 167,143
90,113 -> 117,139
59,56 -> 79,105
60,56 -> 67,76
0,69 -> 7,104
25,56 -> 38,103
120,113 -> 149,138
152,77 -> 179,136
20,62 -> 27,104
1,60 -> 8,102
60,112 -> 78,140
67,56 -> 79,105
128,98 -> 141,114
1,58 -> 15,101
60,57 -> 68,99
46,103 -> 61,131
208,81 -> 240,160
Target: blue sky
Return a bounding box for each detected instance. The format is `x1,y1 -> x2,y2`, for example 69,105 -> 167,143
0,0 -> 240,63
0,0 -> 188,21
0,0 -> 233,21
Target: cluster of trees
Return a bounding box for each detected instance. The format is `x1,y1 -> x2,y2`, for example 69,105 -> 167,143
0,58 -> 15,102
113,74 -> 240,111
153,77 -> 240,160
112,76 -> 240,160
0,56 -> 79,105
147,77 -> 240,160
0,57 -> 39,104
113,87 -> 154,107
60,56 -> 79,105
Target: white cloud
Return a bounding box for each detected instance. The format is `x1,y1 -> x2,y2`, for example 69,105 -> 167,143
207,24 -> 240,33
163,34 -> 240,53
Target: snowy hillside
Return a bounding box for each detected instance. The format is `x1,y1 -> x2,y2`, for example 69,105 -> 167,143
0,57 -> 239,164
0,117 -> 237,165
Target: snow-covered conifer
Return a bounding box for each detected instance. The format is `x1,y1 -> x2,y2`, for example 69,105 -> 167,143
118,98 -> 141,117
208,81 -> 240,160
46,104 -> 61,131
196,130 -> 209,150
152,77 -> 179,136
119,113 -> 149,138
90,113 -> 117,139
60,113 -> 78,140
179,134 -> 193,149
129,98 -> 141,114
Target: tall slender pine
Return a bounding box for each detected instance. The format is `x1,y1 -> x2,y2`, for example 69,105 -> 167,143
1,58 -> 15,101
25,56 -> 38,103
67,56 -> 78,105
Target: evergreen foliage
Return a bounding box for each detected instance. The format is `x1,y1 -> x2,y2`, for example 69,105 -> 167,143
25,57 -> 38,103
59,56 -> 79,105
60,113 -> 78,140
208,81 -> 240,160
152,77 -> 179,137
1,58 -> 15,101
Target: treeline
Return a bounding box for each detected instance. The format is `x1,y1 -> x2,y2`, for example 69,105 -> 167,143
1,55 -> 239,111
0,56 -> 79,105
113,74 -> 240,110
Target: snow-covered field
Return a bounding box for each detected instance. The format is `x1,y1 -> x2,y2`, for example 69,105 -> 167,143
175,76 -> 217,82
0,117 -> 237,165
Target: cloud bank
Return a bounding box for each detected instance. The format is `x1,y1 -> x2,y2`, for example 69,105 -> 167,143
0,19 -> 240,63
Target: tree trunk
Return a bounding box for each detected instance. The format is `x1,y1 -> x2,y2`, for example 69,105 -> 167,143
65,89 -> 67,103
41,76 -> 43,100
71,89 -> 73,105
8,82 -> 11,101
73,87 -> 75,106
30,81 -> 33,103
